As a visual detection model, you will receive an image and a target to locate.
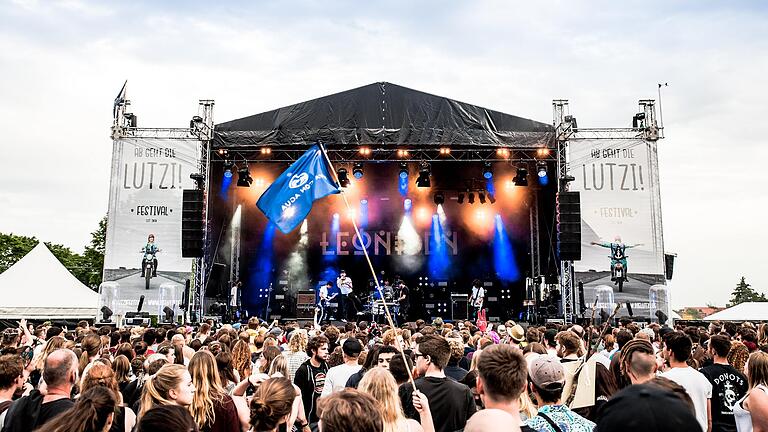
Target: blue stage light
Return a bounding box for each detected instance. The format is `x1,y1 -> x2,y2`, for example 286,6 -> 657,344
483,162 -> 493,179
404,199 -> 412,211
493,214 -> 520,282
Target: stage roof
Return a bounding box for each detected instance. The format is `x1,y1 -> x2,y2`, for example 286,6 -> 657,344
214,82 -> 554,148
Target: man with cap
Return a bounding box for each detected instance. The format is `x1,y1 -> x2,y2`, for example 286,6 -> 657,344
336,270 -> 353,322
596,383 -> 701,432
321,338 -> 363,396
523,355 -> 595,432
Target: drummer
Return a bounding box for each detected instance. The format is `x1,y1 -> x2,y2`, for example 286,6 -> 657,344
373,279 -> 394,301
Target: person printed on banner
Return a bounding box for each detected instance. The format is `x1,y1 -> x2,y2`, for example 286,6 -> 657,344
336,270 -> 353,323
140,234 -> 159,278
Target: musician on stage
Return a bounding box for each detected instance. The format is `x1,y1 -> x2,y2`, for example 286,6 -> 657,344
317,281 -> 334,323
396,281 -> 410,323
228,280 -> 241,323
336,270 -> 353,322
470,279 -> 485,320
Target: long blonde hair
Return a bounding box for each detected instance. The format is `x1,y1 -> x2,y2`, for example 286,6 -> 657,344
358,367 -> 406,432
79,334 -> 102,377
232,339 -> 252,379
747,351 -> 768,390
138,364 -> 188,419
269,354 -> 289,378
32,336 -> 65,371
188,350 -> 226,429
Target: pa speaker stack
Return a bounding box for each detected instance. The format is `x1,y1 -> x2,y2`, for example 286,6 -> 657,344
182,189 -> 204,257
556,191 -> 581,261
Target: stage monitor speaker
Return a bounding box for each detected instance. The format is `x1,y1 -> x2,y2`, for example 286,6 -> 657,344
181,189 -> 204,257
556,191 -> 581,261
296,290 -> 316,319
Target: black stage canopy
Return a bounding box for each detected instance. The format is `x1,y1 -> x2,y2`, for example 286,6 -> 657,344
214,82 -> 554,149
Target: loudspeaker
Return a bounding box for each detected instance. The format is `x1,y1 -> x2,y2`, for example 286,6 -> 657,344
182,189 -> 204,257
664,254 -> 675,280
296,291 -> 316,319
556,192 -> 581,261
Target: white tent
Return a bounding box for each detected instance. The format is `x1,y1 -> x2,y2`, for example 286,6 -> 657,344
0,243 -> 99,319
703,302 -> 768,322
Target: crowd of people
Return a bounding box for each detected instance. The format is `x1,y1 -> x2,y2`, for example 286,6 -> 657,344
0,315 -> 766,432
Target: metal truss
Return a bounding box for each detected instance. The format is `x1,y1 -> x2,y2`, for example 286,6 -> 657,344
194,100 -> 215,322
529,192 -> 540,282
553,100 -> 575,323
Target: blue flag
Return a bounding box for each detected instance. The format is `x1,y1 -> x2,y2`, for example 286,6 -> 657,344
257,145 -> 340,233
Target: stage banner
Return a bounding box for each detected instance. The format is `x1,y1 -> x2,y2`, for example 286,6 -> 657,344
103,137 -> 201,315
568,139 -> 667,319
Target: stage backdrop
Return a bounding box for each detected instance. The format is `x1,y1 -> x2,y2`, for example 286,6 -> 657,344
103,137 -> 200,315
568,139 -> 668,320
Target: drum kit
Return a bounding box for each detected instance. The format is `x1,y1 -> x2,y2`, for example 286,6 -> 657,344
360,285 -> 397,322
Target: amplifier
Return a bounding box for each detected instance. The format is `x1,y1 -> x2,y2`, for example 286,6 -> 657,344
451,293 -> 468,321
297,291 -> 315,306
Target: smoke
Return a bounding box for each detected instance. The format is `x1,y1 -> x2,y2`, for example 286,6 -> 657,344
280,220 -> 309,294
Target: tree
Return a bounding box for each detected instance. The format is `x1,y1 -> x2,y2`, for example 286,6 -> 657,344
80,216 -> 107,289
0,233 -> 38,273
728,276 -> 767,306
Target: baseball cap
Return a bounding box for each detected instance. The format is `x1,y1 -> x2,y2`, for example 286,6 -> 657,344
528,355 -> 565,390
342,338 -> 363,357
596,384 -> 700,432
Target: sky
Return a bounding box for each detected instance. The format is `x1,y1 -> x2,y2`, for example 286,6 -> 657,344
1,0 -> 766,308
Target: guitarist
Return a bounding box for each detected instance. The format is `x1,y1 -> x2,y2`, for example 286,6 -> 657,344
317,281 -> 337,323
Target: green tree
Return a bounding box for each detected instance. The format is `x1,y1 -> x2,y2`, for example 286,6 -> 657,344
728,276 -> 767,306
80,216 -> 107,288
0,233 -> 38,273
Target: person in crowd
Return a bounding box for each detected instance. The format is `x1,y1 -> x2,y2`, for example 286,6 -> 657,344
3,348 -> 78,431
137,363 -> 194,420
124,354 -> 168,410
729,341 -> 750,374
257,346 -> 282,375
188,350 -> 249,432
472,344 -> 528,430
249,377 -> 298,432
231,339 -> 252,380
389,354 -> 415,386
136,405 -> 199,432
596,383 -> 701,432
267,355 -> 308,430
619,339 -> 656,385
294,335 -> 329,427
111,355 -> 132,398
444,339 -> 468,382
322,338 -> 362,396
359,367 -> 433,432
0,354 -> 25,426
80,362 -> 136,432
35,386 -> 117,432
660,331 -> 713,432
215,351 -> 239,394
400,334 -> 476,432
699,334 -> 748,432
542,330 -> 557,357
284,330 -> 310,381
523,355 -> 594,432
733,351 -> 768,432
79,334 -> 103,377
317,389 -> 384,432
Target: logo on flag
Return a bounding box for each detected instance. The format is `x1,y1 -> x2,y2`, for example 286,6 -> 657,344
257,145 -> 340,233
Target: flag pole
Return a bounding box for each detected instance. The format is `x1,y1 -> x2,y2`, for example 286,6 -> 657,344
317,142 -> 417,390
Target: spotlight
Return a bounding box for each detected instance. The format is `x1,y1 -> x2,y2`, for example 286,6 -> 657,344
433,192 -> 445,205
216,148 -> 228,156
404,198 -> 412,211
513,167 -> 528,186
478,192 -> 486,204
399,163 -> 409,179
260,147 -> 272,155
537,161 -> 547,178
457,192 -> 465,204
416,162 -> 431,188
353,162 -> 364,179
237,165 -> 253,187
439,147 -> 451,155
397,149 -> 409,158
361,198 -> 368,205
358,147 -> 371,156
468,192 -> 475,204
337,168 -> 350,187
483,162 -> 493,179
223,161 -> 235,178
100,306 -> 113,322
488,193 -> 496,204
536,148 -> 550,158
162,306 -> 175,323
496,148 -> 510,157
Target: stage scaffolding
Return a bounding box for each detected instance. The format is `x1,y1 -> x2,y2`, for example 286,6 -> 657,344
552,99 -> 663,324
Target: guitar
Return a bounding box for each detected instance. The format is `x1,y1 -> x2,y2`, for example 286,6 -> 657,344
317,293 -> 338,309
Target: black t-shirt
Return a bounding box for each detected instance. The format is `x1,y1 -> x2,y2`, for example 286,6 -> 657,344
700,363 -> 748,432
38,398 -> 75,426
293,360 -> 328,424
398,286 -> 410,306
400,376 -> 477,432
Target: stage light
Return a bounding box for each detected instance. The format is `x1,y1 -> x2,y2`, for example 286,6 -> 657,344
237,165 -> 253,187
458,192 -> 465,204
397,149 -> 409,158
433,192 -> 445,205
404,198 -> 412,211
513,167 -> 528,187
496,148 -> 510,157
399,163 -> 409,179
361,198 -> 368,205
162,306 -> 175,323
254,178 -> 265,188
505,180 -> 515,190
337,168 -> 350,187
223,161 -> 235,178
358,147 -> 371,156
100,306 -> 113,322
536,148 -> 550,158
347,209 -> 356,219
353,162 -> 364,179
260,147 -> 272,155
217,148 -> 228,156
468,192 -> 475,204
439,147 -> 451,155
483,162 -> 493,179
488,193 -> 497,204
478,192 -> 486,204
537,161 -> 547,178
416,162 -> 431,188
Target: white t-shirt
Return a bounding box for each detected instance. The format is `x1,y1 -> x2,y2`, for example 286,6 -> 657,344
660,367 -> 712,431
230,285 -> 238,307
337,276 -> 353,295
321,363 -> 362,397
471,287 -> 485,307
